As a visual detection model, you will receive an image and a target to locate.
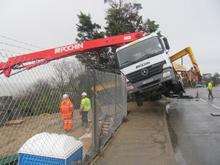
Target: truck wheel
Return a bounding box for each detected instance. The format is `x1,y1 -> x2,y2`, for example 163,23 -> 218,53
136,100 -> 143,107
178,91 -> 183,98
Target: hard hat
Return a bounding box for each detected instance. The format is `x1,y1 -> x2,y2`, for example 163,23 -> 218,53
62,94 -> 69,99
81,92 -> 87,97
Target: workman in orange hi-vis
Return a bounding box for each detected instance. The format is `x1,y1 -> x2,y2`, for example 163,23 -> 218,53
59,94 -> 74,131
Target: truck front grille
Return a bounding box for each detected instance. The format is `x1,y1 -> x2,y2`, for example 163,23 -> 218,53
127,61 -> 166,83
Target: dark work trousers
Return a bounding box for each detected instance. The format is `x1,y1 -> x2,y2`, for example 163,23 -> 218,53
208,89 -> 214,99
82,111 -> 88,128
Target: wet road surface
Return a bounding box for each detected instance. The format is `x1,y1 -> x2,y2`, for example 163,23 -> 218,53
196,85 -> 220,108
168,86 -> 220,165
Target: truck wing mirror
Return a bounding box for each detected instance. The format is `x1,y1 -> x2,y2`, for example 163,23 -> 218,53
163,37 -> 170,50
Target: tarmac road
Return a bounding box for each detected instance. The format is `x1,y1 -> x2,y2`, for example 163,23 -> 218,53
196,85 -> 220,108
167,85 -> 220,165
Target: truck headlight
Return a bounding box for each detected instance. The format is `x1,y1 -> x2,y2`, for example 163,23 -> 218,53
163,71 -> 171,78
163,63 -> 168,69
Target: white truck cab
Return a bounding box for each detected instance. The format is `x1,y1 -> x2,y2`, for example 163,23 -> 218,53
116,33 -> 183,104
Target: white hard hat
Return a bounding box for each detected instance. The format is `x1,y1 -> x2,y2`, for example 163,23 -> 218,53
62,94 -> 69,99
81,92 -> 87,96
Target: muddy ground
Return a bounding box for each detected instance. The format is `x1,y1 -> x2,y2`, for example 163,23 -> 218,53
1,101 -> 175,165
0,111 -> 92,158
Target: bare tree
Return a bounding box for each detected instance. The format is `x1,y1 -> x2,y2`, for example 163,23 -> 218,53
51,59 -> 88,104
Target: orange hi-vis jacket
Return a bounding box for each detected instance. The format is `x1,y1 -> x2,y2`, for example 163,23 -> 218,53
59,98 -> 73,120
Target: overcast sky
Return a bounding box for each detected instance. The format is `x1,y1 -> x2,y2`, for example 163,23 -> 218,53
0,0 -> 220,96
0,0 -> 220,72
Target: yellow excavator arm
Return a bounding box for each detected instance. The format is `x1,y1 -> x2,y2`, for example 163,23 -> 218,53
170,47 -> 202,81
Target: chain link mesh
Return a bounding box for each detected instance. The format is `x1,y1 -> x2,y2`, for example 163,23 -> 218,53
0,59 -> 127,164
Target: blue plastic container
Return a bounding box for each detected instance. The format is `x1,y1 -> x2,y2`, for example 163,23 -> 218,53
18,133 -> 83,165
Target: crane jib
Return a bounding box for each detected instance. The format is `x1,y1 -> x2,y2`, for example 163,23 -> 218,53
0,32 -> 144,77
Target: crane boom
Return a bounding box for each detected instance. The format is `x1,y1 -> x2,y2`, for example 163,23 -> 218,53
0,32 -> 145,77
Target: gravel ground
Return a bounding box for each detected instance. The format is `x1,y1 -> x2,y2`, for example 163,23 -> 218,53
0,112 -> 92,158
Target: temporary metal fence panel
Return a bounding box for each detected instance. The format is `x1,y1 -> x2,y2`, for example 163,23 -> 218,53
0,60 -> 93,164
93,70 -> 127,150
0,59 -> 127,164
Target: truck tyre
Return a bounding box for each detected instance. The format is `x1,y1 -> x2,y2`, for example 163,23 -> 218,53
135,92 -> 144,107
136,100 -> 143,107
178,91 -> 183,98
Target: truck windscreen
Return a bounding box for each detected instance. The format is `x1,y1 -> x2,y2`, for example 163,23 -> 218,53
117,37 -> 164,69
